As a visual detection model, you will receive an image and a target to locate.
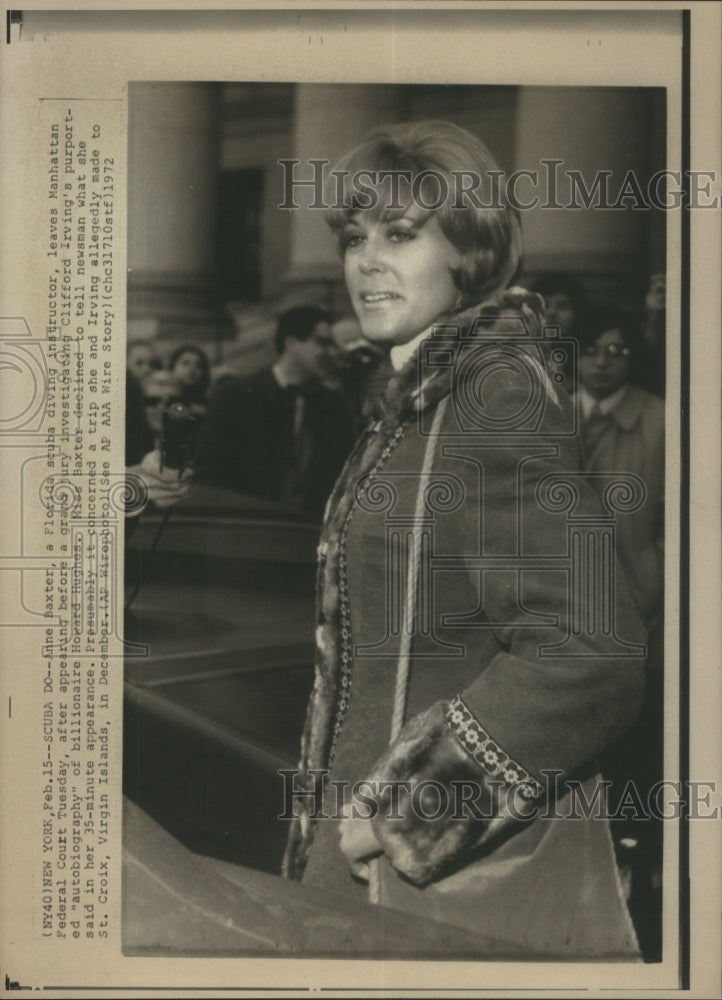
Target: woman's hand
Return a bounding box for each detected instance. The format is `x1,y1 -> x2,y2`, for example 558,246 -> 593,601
338,816 -> 382,882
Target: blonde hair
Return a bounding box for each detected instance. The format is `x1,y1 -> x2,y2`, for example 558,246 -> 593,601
326,120 -> 522,308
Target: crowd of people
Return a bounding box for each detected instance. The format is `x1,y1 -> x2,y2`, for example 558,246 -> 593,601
125,341 -> 211,463
125,308 -> 391,518
192,307 -> 355,518
126,119 -> 667,960
126,276 -> 665,507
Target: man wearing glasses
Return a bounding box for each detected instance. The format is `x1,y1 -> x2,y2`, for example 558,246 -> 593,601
573,303 -> 665,959
575,305 -> 665,624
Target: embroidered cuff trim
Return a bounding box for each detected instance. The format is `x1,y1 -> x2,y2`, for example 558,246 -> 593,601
445,696 -> 544,800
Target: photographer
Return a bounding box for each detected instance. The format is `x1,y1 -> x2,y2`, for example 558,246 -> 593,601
125,370 -> 194,517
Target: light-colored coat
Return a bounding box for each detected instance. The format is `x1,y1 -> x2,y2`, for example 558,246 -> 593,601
575,384 -> 665,626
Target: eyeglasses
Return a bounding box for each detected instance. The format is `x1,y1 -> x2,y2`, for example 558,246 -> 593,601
583,343 -> 631,360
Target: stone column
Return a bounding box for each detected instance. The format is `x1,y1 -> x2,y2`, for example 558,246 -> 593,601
283,84 -> 398,316
514,87 -> 653,305
127,83 -> 221,342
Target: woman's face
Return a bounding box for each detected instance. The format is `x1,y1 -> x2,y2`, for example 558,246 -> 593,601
172,350 -> 205,388
544,293 -> 577,337
342,209 -> 463,346
127,344 -> 158,382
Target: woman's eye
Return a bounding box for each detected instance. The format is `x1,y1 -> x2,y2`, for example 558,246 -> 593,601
341,232 -> 363,249
387,229 -> 415,243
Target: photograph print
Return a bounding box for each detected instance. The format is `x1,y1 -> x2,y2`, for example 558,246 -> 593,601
121,75 -> 672,963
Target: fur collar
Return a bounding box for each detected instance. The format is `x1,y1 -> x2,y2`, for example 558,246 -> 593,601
370,286 -> 552,435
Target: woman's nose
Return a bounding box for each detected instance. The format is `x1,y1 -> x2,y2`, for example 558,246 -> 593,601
357,238 -> 387,275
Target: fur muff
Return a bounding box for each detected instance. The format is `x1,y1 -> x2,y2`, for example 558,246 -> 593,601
366,701 -> 496,886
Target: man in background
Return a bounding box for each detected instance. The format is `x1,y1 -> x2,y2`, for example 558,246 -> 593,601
575,304 -> 664,625
573,303 -> 665,961
194,306 -> 353,519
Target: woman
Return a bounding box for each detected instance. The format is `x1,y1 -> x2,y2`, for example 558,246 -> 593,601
282,121 -> 647,958
126,338 -> 162,384
530,273 -> 590,341
529,274 -> 590,386
168,343 -> 211,417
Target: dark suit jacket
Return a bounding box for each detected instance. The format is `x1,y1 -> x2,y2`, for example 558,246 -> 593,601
194,368 -> 353,518
125,371 -> 155,466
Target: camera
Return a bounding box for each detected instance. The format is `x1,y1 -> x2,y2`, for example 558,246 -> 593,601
419,312 -> 578,437
160,401 -> 199,473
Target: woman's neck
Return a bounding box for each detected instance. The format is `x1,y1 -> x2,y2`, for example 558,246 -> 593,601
390,326 -> 435,372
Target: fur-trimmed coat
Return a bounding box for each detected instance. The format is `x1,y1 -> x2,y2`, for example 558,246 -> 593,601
282,289 -> 647,957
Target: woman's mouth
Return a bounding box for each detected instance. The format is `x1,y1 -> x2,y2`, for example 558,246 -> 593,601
360,292 -> 400,305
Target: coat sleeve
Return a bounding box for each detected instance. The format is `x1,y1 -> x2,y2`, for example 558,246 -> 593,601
366,366 -> 648,886
452,372 -> 647,787
193,377 -> 255,490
